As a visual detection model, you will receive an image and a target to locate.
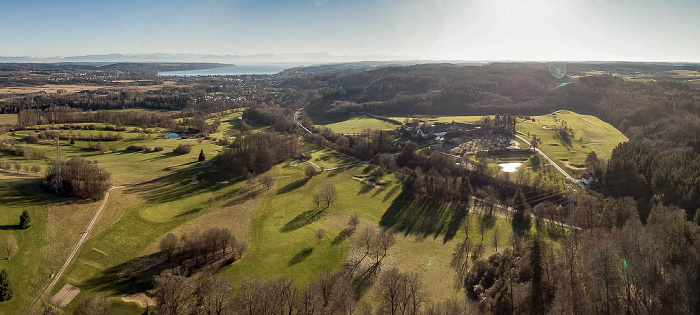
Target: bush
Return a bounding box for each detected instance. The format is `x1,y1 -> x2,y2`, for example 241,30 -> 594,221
173,144 -> 192,154
154,146 -> 164,152
44,156 -> 111,200
125,145 -> 149,152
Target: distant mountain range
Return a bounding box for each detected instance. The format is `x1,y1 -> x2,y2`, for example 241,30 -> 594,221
0,53 -> 424,64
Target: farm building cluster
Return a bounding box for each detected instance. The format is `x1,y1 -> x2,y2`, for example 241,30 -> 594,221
400,115 -> 523,157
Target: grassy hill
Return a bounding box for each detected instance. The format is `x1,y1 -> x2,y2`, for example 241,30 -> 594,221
312,114 -> 399,134
516,110 -> 628,174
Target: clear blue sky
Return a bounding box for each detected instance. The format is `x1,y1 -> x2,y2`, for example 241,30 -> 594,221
1,0 -> 699,61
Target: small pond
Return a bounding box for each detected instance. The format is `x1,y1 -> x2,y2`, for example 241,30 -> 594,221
498,162 -> 522,173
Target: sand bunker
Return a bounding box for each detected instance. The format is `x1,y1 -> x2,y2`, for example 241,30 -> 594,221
50,284 -> 80,308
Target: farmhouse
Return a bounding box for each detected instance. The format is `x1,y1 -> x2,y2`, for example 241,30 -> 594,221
581,173 -> 595,185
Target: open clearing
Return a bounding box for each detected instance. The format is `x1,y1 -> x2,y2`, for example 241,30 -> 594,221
516,110 -> 627,175
313,114 -> 399,134
0,82 -> 180,96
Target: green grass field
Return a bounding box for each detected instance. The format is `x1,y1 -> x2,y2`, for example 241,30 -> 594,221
516,110 -> 627,175
313,114 -> 399,134
0,126 -> 222,185
206,108 -> 245,139
0,172 -> 106,314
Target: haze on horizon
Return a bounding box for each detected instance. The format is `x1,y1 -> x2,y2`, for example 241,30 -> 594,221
1,0 -> 699,63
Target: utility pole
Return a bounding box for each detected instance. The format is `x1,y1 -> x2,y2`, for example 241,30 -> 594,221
54,137 -> 62,194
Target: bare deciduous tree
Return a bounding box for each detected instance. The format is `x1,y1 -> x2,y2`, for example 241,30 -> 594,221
154,270 -> 197,315
305,164 -> 317,179
160,233 -> 179,262
315,229 -> 325,244
196,274 -> 232,315
318,184 -> 338,208
260,174 -> 275,190
75,294 -> 111,315
2,235 -> 18,260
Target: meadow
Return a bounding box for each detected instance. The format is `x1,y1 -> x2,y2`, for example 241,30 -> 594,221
516,110 -> 628,175
312,114 -> 399,134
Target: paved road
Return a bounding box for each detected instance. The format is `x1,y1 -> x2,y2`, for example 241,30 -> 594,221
514,134 -> 584,189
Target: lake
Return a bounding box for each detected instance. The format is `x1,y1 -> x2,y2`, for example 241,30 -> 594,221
158,64 -> 304,76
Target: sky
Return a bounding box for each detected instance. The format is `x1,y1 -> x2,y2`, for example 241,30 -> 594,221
1,0 -> 699,62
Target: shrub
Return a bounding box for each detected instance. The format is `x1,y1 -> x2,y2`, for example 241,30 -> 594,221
125,145 -> 149,152
173,144 -> 192,154
154,146 -> 164,152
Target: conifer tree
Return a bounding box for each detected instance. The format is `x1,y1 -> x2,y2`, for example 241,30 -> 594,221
19,211 -> 31,229
198,149 -> 206,162
0,270 -> 12,302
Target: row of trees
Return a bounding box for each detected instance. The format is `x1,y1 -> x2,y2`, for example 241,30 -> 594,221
0,159 -> 41,173
159,227 -> 245,270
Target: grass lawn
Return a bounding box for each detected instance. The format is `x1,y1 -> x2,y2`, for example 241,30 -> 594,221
0,127 -> 222,185
516,110 -> 627,176
307,146 -> 357,169
206,109 -> 245,139
0,172 -> 103,314
0,114 -> 17,125
56,166 -> 263,313
313,114 -> 399,134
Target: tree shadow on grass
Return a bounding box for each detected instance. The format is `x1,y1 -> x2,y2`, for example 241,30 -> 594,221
357,183 -> 373,195
0,225 -> 20,231
281,207 -> 327,232
331,227 -> 356,246
382,184 -> 401,202
125,166 -> 236,204
288,247 -> 314,266
276,178 -> 309,195
443,206 -> 469,244
175,208 -> 202,218
79,252 -> 168,295
379,191 -> 457,239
